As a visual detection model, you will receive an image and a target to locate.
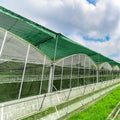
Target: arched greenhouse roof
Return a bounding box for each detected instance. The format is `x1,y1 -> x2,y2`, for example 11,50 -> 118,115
98,62 -> 112,71
113,65 -> 120,71
56,54 -> 97,69
0,6 -> 120,67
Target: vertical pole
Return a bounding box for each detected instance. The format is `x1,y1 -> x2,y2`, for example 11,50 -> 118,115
97,68 -> 99,83
83,55 -> 86,86
83,55 -> 86,96
88,58 -> 92,92
53,34 -> 59,62
48,34 -> 59,93
0,31 -> 7,57
110,66 -> 112,84
77,55 -> 80,87
112,70 -> 114,84
89,58 -> 90,85
60,60 -> 64,90
92,64 -> 95,100
48,64 -> 54,93
108,70 -> 109,85
119,70 -> 120,80
18,44 -> 30,99
70,56 -> 73,89
104,69 -> 106,86
1,104 -> 4,120
93,67 -> 98,93
93,66 -> 94,84
78,55 -> 84,105
92,66 -> 95,91
107,70 -> 109,86
117,70 -> 119,81
39,56 -> 46,94
100,69 -> 103,89
106,70 -> 108,86
82,55 -> 87,105
89,58 -> 92,93
105,70 -> 108,87
52,64 -> 55,92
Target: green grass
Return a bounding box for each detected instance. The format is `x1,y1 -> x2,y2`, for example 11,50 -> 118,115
20,82 -> 120,120
68,87 -> 120,120
114,109 -> 120,120
115,114 -> 120,120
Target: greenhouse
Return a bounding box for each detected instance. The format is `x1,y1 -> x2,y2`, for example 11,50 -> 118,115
0,6 -> 120,120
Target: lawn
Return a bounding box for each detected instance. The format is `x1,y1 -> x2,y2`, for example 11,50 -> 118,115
68,87 -> 120,120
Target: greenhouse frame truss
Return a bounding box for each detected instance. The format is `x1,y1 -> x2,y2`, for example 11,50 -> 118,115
0,6 -> 120,120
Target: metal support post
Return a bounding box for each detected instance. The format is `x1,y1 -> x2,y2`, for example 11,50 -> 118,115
77,55 -> 80,87
66,89 -> 72,114
18,44 -> 30,99
1,104 -> 4,120
0,31 -> 7,57
97,68 -> 99,83
60,60 -> 64,90
39,56 -> 46,94
48,64 -> 54,93
70,56 -> 73,89
83,55 -> 86,95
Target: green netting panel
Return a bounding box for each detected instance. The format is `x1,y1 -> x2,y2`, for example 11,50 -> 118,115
40,35 -> 96,61
0,6 -> 56,45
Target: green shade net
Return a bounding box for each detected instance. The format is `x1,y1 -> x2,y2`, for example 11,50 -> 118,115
0,6 -> 120,67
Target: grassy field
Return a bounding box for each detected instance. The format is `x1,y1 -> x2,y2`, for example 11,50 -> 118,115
68,87 -> 120,120
115,113 -> 120,120
115,109 -> 120,120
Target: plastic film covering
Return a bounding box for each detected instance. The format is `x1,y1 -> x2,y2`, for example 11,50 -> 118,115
53,54 -> 97,91
98,62 -> 112,83
113,66 -> 120,80
0,28 -> 51,102
113,65 -> 120,71
21,46 -> 51,98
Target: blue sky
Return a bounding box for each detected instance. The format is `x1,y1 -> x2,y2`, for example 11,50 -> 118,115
83,35 -> 110,42
1,0 -> 120,62
87,0 -> 97,5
